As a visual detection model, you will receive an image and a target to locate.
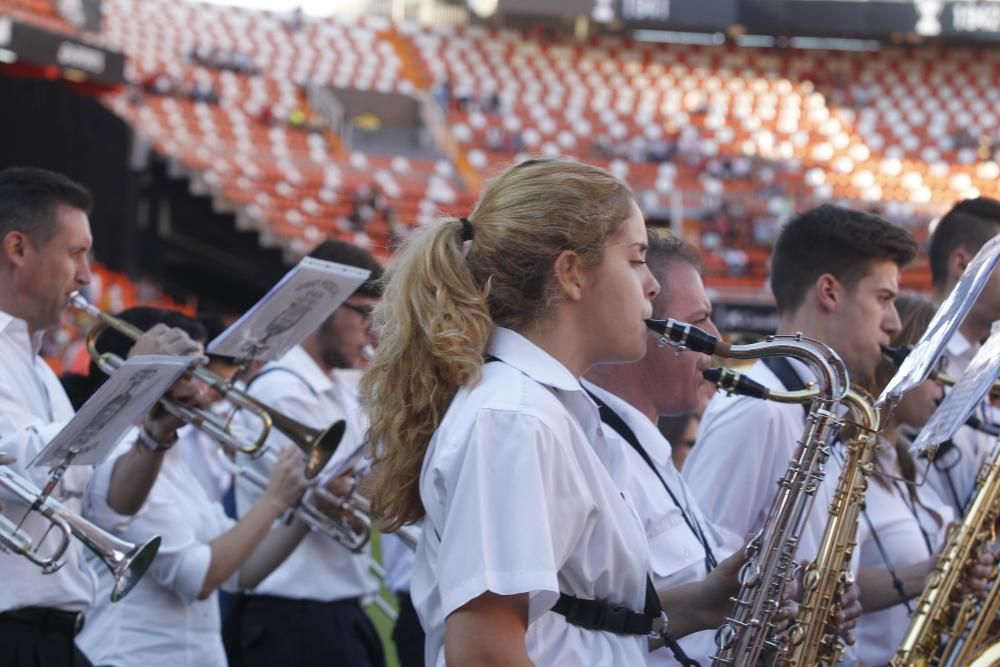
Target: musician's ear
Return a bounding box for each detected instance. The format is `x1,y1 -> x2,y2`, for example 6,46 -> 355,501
814,273 -> 841,313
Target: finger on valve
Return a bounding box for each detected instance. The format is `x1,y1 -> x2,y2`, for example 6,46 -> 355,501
128,324 -> 202,359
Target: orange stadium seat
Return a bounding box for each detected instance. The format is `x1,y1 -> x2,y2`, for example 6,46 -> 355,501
59,0 -> 997,288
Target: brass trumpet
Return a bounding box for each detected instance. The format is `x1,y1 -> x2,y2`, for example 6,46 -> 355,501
69,292 -> 343,479
0,465 -> 160,601
220,450 -> 419,553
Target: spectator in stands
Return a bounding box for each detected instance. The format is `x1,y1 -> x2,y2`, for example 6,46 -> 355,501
433,78 -> 451,110
188,81 -> 219,105
485,126 -> 504,152
284,6 -> 305,32
485,91 -> 501,115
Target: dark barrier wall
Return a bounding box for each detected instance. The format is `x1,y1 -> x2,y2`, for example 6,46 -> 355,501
1,19 -> 125,85
0,75 -> 288,311
0,74 -> 137,272
741,0 -> 1000,41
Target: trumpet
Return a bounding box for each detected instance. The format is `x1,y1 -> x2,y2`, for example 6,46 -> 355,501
0,465 -> 160,601
221,449 -> 420,553
648,319 -> 850,666
69,292 -> 342,479
222,449 -> 370,552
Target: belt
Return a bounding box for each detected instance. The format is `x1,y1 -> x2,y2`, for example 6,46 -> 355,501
0,607 -> 86,636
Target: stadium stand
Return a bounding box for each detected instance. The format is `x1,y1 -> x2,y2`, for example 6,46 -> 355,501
9,0 -> 1000,289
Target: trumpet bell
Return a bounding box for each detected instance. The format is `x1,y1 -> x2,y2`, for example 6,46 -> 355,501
304,420 -> 346,479
110,536 -> 161,602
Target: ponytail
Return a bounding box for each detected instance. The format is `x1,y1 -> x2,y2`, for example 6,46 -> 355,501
362,218 -> 492,530
363,158 -> 633,529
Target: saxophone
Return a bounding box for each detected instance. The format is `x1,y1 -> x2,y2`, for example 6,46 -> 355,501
703,368 -> 880,667
646,319 -> 850,667
890,443 -> 1000,666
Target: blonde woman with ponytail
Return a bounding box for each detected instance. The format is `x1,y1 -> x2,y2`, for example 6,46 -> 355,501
363,158 -> 662,666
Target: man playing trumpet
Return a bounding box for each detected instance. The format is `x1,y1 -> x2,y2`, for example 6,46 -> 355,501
0,167 -> 202,667
223,239 -> 386,667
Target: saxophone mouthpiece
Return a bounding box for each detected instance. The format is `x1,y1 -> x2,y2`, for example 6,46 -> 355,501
645,318 -> 727,356
703,367 -> 770,399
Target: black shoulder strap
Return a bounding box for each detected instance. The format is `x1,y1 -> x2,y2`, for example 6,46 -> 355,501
762,356 -> 809,417
484,356 -> 700,666
585,388 -> 718,573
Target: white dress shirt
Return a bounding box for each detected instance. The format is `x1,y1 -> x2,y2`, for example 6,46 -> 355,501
79,442 -> 236,667
583,381 -> 742,667
413,327 -> 651,667
855,443 -> 953,667
925,332 -> 995,516
234,345 -> 376,601
0,310 -> 97,613
179,413 -> 234,503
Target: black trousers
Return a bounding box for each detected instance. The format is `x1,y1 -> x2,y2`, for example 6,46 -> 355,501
0,609 -> 92,667
391,594 -> 425,667
223,594 -> 385,667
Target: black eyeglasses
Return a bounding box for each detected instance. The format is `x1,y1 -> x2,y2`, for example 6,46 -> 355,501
341,302 -> 375,319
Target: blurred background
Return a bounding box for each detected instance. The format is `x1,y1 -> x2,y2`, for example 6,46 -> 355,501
3,0 -> 1000,660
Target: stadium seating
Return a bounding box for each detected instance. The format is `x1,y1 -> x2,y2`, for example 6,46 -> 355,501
11,0 -> 1000,288
93,0 -> 475,261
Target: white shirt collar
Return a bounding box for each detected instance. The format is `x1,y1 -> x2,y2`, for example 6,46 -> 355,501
487,327 -> 582,393
0,308 -> 44,356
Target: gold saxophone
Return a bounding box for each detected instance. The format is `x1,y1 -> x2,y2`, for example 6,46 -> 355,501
647,319 -> 850,667
785,387 -> 879,666
703,368 -> 880,666
890,443 -> 1000,666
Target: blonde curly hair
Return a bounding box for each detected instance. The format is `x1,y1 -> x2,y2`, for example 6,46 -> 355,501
361,158 -> 635,530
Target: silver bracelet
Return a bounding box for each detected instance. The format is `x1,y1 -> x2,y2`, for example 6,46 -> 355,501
136,426 -> 177,453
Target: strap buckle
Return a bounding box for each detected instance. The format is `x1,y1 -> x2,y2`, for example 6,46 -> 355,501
650,610 -> 669,640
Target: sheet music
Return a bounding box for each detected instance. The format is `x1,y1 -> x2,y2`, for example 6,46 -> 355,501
877,234 -> 1000,406
207,257 -> 372,364
911,327 -> 1000,454
31,355 -> 192,468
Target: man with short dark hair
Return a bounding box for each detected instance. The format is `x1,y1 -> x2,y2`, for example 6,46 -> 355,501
0,167 -> 201,667
925,197 -> 1000,515
584,231 -> 743,665
683,204 -> 919,646
224,239 -> 386,667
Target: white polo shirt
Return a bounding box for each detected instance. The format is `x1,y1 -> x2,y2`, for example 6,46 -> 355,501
0,310 -> 97,613
583,381 -> 742,666
234,345 -> 376,602
412,327 -> 651,667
